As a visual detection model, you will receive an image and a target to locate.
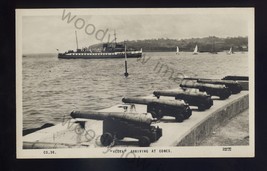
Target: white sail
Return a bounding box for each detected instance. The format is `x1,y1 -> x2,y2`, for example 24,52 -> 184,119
176,46 -> 179,54
193,45 -> 198,55
227,47 -> 232,55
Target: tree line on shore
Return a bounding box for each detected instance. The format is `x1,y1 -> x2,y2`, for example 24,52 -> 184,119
90,36 -> 248,52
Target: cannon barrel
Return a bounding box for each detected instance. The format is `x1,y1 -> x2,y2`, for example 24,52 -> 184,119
153,90 -> 213,111
122,97 -> 191,122
183,77 -> 209,80
184,76 -> 249,83
153,90 -> 208,98
180,80 -> 226,89
183,77 -> 243,93
70,110 -> 153,125
180,80 -> 231,100
153,90 -> 182,97
122,97 -> 186,107
197,79 -> 242,94
183,76 -> 249,81
197,79 -> 238,84
222,75 -> 248,81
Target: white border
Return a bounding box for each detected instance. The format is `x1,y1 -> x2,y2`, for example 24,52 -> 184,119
16,8 -> 255,158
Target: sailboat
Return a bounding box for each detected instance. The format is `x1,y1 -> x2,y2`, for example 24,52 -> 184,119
227,47 -> 233,55
176,46 -> 180,55
193,45 -> 198,55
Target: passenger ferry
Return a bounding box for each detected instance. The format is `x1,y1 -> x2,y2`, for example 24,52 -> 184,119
58,31 -> 142,59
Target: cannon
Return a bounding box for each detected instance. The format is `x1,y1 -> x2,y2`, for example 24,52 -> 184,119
180,80 -> 231,100
122,97 -> 192,122
70,111 -> 162,147
222,75 -> 248,81
153,90 -> 213,111
196,79 -> 242,94
222,75 -> 249,90
183,77 -> 243,94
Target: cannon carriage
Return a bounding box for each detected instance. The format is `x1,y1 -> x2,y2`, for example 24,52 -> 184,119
70,111 -> 162,147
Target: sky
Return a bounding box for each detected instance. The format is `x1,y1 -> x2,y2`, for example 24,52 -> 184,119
20,9 -> 252,54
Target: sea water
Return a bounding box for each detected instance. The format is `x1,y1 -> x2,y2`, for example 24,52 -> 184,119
22,52 -> 248,130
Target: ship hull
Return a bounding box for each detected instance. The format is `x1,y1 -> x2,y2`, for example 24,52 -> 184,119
58,52 -> 142,59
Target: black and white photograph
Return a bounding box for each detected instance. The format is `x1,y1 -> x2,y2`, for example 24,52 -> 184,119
16,8 -> 254,158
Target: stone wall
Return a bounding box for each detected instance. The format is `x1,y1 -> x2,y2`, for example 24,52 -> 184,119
177,94 -> 249,146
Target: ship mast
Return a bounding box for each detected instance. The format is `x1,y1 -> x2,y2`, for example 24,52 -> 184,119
75,31 -> 79,50
114,30 -> 117,45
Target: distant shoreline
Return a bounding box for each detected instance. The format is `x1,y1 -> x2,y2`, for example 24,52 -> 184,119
22,50 -> 248,56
